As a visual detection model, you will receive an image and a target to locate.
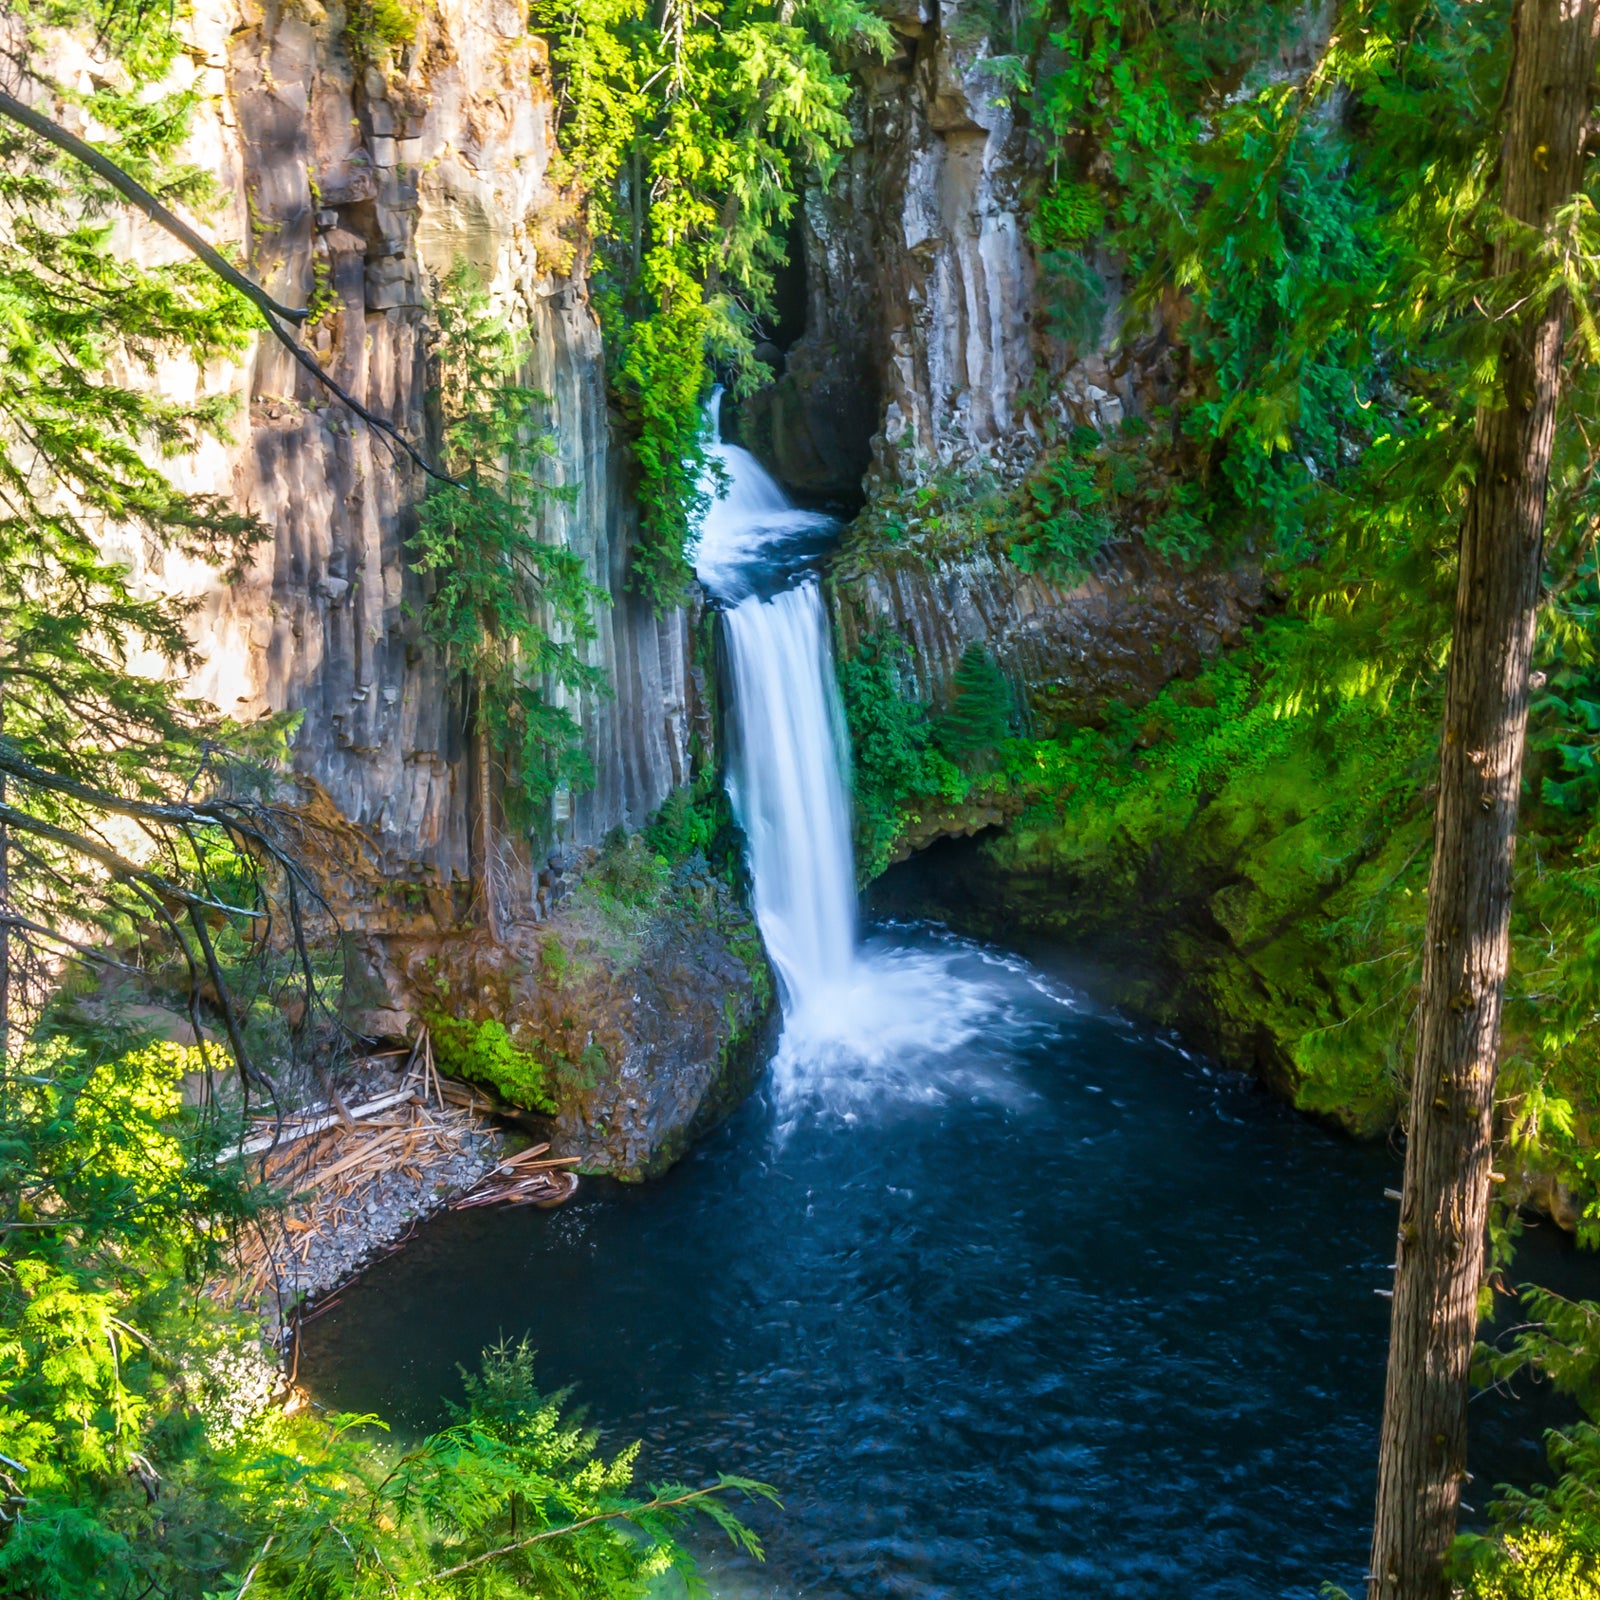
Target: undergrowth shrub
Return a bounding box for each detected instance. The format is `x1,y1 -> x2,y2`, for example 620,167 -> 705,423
429,1015 -> 555,1112
344,0 -> 422,62
836,634 -> 968,877
4,1033 -> 770,1599
587,830 -> 671,911
1008,435 -> 1115,578
1457,1290 -> 1600,1598
644,785 -> 721,863
1035,248 -> 1109,352
1029,181 -> 1106,249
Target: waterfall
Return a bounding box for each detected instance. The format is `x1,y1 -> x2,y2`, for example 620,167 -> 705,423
694,391 -> 856,1011
722,585 -> 857,1009
694,393 -> 990,1112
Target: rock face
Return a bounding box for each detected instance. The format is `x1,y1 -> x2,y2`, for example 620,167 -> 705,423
739,1 -> 1039,495
36,2 -> 755,1175
737,0 -> 1245,735
741,0 -> 1180,498
830,544 -> 1265,730
91,0 -> 688,891
368,856 -> 775,1180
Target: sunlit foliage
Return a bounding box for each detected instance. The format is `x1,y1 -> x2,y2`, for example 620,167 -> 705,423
533,0 -> 890,602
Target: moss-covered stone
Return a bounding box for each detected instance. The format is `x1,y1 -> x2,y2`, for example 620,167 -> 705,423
355,798 -> 776,1181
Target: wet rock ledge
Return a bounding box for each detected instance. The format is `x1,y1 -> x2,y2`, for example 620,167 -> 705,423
349,842 -> 777,1182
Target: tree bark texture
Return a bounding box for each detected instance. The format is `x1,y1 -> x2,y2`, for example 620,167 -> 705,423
1368,4 -> 1600,1597
472,703 -> 504,945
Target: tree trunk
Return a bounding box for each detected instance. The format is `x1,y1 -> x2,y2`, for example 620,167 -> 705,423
1367,4 -> 1600,1597
472,697 -> 503,946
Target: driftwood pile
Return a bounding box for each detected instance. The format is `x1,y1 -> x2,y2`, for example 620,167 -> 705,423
453,1141 -> 579,1210
217,1032 -> 576,1313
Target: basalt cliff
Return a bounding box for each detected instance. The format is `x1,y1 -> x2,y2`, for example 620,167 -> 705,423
36,0 -> 769,1175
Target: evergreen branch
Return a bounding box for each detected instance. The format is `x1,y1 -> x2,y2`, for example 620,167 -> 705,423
0,911 -> 149,975
0,799 -> 261,920
0,89 -> 467,491
0,88 -> 307,328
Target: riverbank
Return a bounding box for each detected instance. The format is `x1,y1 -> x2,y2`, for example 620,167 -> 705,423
211,1051 -> 505,1342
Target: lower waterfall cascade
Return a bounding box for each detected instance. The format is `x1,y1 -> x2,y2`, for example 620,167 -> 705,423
693,395 -> 993,1114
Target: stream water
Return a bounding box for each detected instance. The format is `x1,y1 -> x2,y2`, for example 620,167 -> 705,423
305,402 -> 1586,1597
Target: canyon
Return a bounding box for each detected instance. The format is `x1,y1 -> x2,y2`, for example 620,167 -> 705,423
56,0 -> 1287,1178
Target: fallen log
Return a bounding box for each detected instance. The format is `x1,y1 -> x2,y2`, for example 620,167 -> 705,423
218,1086 -> 417,1163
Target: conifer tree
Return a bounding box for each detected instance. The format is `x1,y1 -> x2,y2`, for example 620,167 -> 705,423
1368,4 -> 1600,1595
409,266 -> 606,937
937,643 -> 1015,768
0,3 -> 305,1041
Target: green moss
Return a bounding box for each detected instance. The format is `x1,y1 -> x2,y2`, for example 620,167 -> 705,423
429,1015 -> 556,1113
725,918 -> 773,1011
344,0 -> 422,61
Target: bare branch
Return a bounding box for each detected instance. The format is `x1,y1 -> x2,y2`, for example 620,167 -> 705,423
0,89 -> 466,488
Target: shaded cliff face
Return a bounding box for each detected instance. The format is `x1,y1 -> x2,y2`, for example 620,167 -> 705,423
734,1 -> 1253,739
738,2 -> 1037,494
830,543 -> 1264,731
106,0 -> 687,887
33,2 -> 754,1177
740,0 -> 1181,498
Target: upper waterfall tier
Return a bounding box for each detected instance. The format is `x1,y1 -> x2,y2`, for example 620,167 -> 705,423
691,390 -> 839,604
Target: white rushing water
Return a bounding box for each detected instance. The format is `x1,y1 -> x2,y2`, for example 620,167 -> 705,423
692,395 -> 999,1116
722,584 -> 857,1006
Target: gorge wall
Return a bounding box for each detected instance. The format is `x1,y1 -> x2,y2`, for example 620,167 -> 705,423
737,3 -> 1267,737
83,0 -> 689,891
33,0 -> 769,1175
40,0 -> 1319,1169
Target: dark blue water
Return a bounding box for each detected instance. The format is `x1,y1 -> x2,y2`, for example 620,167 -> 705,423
303,926 -> 1581,1599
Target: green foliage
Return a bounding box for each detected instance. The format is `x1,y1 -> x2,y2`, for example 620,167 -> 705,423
585,829 -> 671,912
430,1015 -> 556,1112
1028,181 -> 1105,249
1003,0 -> 1383,567
533,0 -> 890,603
1008,437 -> 1115,577
1461,1534 -> 1600,1600
1034,247 -> 1108,353
0,1033 -> 253,1596
2,1173 -> 765,1600
979,622 -> 1438,1132
835,634 -> 968,877
410,264 -> 606,827
344,0 -> 423,63
1458,1290 -> 1600,1597
0,0 -> 316,1024
643,784 -> 721,862
936,644 -> 1016,767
